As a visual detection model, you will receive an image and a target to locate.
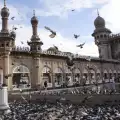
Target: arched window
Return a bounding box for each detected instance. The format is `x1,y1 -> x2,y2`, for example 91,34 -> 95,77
12,65 -> 30,89
100,34 -> 103,38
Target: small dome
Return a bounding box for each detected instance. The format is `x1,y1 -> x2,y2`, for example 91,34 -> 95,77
31,16 -> 38,25
1,6 -> 9,17
94,15 -> 105,28
47,47 -> 58,51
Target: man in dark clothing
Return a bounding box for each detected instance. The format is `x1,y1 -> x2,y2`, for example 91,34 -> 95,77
44,81 -> 48,89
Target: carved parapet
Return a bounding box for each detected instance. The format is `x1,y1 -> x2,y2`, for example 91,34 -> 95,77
12,46 -> 30,52
108,33 -> 120,40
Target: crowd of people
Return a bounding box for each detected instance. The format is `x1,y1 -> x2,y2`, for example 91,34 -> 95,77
1,100 -> 120,120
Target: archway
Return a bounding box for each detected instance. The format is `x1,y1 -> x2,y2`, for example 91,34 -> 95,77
12,65 -> 30,89
103,69 -> 108,82
117,70 -> 120,83
42,66 -> 52,88
96,69 -> 101,83
82,69 -> 89,85
113,70 -> 117,79
65,67 -> 72,86
53,67 -> 63,87
73,68 -> 81,84
109,69 -> 113,80
89,69 -> 96,84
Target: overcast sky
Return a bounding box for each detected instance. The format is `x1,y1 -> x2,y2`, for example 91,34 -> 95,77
0,0 -> 119,57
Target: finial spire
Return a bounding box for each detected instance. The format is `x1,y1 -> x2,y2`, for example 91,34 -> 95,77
4,0 -> 6,7
97,9 -> 99,16
33,10 -> 35,16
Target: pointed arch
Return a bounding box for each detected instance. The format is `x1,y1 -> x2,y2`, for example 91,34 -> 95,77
12,65 -> 30,90
83,68 -> 88,73
109,69 -> 112,73
73,68 -> 81,83
96,69 -> 100,73
96,69 -> 101,83
104,69 -> 108,73
53,67 -> 64,87
42,65 -> 52,87
103,69 -> 109,81
42,65 -> 52,73
82,68 -> 89,84
53,67 -> 63,73
13,65 -> 30,73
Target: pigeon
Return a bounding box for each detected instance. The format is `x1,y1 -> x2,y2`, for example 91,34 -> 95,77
95,39 -> 99,44
53,45 -> 58,50
74,34 -> 80,39
13,27 -> 18,30
21,41 -> 24,44
45,26 -> 56,38
72,9 -> 75,11
11,17 -> 15,20
87,65 -> 94,70
4,74 -> 12,79
85,56 -> 91,61
76,42 -> 85,48
12,63 -> 14,65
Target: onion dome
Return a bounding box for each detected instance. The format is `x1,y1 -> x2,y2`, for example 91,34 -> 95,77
94,15 -> 105,28
1,6 -> 9,18
31,10 -> 38,25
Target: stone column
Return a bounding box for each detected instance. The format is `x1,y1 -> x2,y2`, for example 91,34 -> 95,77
32,57 -> 40,87
3,54 -> 9,86
51,73 -> 55,88
0,87 -> 11,117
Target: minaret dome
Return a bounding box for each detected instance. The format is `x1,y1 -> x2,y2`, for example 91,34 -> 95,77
31,10 -> 38,25
1,0 -> 9,18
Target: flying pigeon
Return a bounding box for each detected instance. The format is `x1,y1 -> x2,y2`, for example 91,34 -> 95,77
11,17 -> 15,20
72,9 -> 75,11
74,34 -> 80,39
53,45 -> 58,50
21,41 -> 24,44
76,42 -> 85,48
45,26 -> 56,38
13,27 -> 18,30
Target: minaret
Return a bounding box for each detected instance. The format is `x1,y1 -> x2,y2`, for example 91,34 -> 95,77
28,10 -> 43,53
1,0 -> 9,33
0,0 -> 13,114
28,10 -> 43,88
0,0 -> 16,86
92,9 -> 112,59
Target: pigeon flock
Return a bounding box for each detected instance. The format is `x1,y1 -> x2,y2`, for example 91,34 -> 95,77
1,3 -> 119,120
1,101 -> 120,120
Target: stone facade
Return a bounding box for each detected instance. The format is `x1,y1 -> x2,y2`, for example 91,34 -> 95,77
0,3 -> 120,90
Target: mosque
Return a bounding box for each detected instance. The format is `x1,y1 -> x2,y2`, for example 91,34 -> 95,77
0,0 -> 120,90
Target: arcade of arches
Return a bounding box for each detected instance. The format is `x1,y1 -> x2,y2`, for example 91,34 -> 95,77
1,64 -> 120,89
